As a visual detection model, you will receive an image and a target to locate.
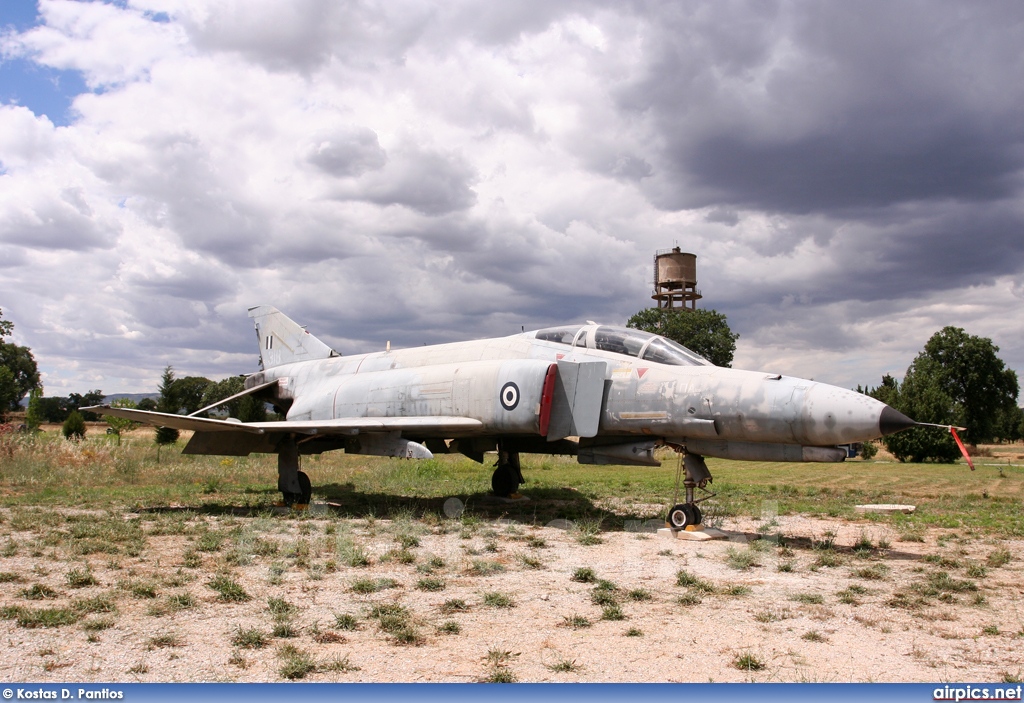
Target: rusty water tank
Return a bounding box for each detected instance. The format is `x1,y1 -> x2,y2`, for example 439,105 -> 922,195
651,247 -> 702,310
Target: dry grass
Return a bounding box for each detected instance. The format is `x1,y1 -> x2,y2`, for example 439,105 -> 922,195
0,431 -> 1022,682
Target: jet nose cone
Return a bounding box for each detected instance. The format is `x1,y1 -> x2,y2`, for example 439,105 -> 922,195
879,406 -> 916,436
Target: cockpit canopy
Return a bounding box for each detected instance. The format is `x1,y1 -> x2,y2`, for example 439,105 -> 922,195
533,325 -> 712,367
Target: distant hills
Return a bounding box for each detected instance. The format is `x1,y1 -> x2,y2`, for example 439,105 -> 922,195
19,393 -> 158,408
101,393 -> 160,404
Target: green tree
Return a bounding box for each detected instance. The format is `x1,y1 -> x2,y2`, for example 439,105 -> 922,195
201,376 -> 243,416
0,309 -> 41,411
626,308 -> 738,367
237,394 -> 268,423
911,327 -> 1017,443
170,376 -> 212,415
871,327 -> 1019,462
62,410 -> 86,441
859,440 -> 878,460
35,396 -> 69,423
25,388 -> 44,430
137,397 -> 157,411
155,366 -> 180,446
105,397 -> 140,446
861,374 -> 900,408
68,390 -> 105,421
201,376 -> 267,422
860,377 -> 918,460
993,404 -> 1024,443
0,366 -> 16,421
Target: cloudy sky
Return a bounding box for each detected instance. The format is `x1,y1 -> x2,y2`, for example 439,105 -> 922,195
1,0 -> 1022,397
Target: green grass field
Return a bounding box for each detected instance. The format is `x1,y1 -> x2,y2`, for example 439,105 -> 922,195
2,429 -> 1022,536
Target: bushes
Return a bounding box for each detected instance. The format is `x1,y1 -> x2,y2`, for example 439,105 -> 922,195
859,440 -> 878,460
62,411 -> 86,441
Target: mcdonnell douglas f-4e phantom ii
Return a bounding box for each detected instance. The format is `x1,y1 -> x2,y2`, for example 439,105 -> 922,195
88,306 -> 919,527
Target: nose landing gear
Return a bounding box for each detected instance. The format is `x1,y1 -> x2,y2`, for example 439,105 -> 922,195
667,502 -> 703,530
666,452 -> 713,530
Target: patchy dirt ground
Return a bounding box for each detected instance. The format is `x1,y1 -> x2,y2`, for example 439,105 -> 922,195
1,507 -> 1022,683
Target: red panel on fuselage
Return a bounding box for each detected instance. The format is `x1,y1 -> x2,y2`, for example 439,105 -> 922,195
538,363 -> 557,437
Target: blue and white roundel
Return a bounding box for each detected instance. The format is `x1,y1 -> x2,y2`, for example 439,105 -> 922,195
499,382 -> 520,411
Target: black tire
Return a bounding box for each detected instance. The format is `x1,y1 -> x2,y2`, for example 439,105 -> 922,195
297,471 -> 312,504
668,503 -> 691,529
691,504 -> 703,525
491,465 -> 519,497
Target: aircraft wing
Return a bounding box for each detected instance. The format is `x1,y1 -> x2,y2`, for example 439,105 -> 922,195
83,406 -> 484,436
249,417 -> 485,434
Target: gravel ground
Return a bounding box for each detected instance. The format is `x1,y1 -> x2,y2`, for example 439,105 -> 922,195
1,508 -> 1022,683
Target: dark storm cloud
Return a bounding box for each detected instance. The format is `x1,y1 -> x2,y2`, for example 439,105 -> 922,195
704,207 -> 739,226
871,206 -> 1024,298
123,258 -> 236,302
704,202 -> 1024,313
381,216 -> 482,254
340,145 -> 478,216
680,126 -> 1019,214
620,1 -> 1024,214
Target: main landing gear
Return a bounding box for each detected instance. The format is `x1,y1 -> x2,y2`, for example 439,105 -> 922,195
666,452 -> 714,530
668,502 -> 702,530
491,443 -> 524,498
276,435 -> 312,509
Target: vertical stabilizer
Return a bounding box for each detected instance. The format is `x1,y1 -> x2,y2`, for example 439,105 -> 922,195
248,306 -> 337,369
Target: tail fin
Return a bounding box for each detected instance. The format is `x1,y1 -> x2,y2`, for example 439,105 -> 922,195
248,305 -> 337,369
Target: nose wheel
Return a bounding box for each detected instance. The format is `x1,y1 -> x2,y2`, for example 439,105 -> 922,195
667,502 -> 703,530
665,451 -> 714,530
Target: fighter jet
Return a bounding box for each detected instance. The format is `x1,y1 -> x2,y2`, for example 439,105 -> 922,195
88,306 -> 918,526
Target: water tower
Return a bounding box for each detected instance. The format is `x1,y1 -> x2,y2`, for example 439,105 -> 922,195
651,247 -> 702,310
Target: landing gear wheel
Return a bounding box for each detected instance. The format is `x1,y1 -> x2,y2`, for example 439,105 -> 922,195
668,503 -> 699,530
297,471 -> 312,505
491,465 -> 519,497
668,503 -> 690,529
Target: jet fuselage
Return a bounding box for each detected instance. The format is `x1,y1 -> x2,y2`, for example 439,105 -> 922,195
246,322 -> 901,464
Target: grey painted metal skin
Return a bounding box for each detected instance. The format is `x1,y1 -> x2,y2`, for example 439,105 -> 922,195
87,306 -> 916,507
